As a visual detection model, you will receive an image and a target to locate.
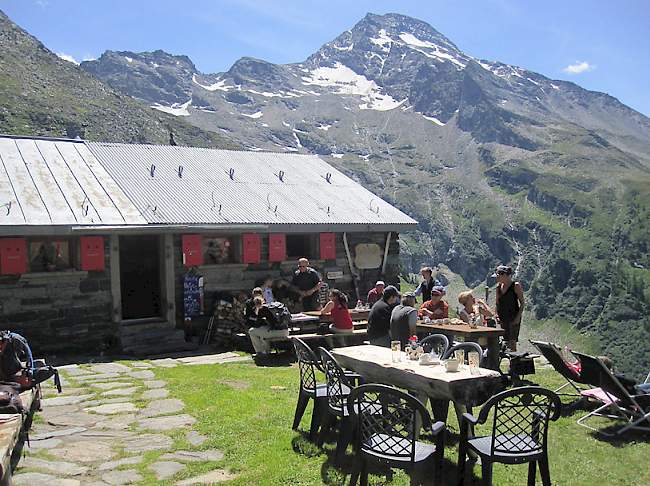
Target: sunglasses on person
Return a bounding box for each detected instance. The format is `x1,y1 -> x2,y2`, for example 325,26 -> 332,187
299,265 -> 308,268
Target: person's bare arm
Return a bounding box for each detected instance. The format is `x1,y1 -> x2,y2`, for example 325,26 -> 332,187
514,283 -> 525,324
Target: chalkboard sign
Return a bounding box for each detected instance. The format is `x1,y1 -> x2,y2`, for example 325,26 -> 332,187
184,274 -> 204,317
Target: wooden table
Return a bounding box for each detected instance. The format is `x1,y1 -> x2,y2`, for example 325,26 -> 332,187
304,309 -> 370,323
331,345 -> 506,411
417,321 -> 505,370
0,387 -> 39,485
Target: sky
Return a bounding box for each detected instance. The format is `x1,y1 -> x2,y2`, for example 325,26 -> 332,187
2,0 -> 649,117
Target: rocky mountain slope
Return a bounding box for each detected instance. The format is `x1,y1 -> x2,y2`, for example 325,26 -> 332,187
6,10 -> 650,379
0,10 -> 239,149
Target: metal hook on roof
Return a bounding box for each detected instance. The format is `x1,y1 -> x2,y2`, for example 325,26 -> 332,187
178,166 -> 183,178
150,165 -> 156,178
1,201 -> 11,216
325,173 -> 332,184
278,170 -> 284,182
229,168 -> 235,180
369,199 -> 380,214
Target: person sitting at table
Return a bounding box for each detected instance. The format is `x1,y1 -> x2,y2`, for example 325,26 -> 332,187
367,285 -> 400,347
248,296 -> 289,356
321,289 -> 354,347
261,275 -> 275,303
366,280 -> 385,306
244,287 -> 264,327
291,258 -> 323,311
390,291 -> 418,348
458,290 -> 494,324
417,288 -> 448,320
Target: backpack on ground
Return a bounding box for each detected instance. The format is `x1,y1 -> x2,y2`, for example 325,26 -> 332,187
0,384 -> 27,415
261,302 -> 292,330
0,331 -> 62,393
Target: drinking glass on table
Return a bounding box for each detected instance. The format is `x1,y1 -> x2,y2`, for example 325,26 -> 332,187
469,351 -> 480,375
391,341 -> 401,362
455,349 -> 465,369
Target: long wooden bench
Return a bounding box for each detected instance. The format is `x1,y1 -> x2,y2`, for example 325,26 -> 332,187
0,386 -> 39,485
237,328 -> 369,345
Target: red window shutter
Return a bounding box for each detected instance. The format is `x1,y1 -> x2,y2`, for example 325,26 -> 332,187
320,232 -> 336,260
243,234 -> 261,264
80,236 -> 105,270
268,233 -> 286,262
182,235 -> 203,266
1,238 -> 26,275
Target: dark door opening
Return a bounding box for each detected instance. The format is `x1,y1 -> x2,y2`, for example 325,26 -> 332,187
120,235 -> 161,320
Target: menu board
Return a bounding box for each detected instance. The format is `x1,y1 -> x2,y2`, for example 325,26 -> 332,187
184,274 -> 204,317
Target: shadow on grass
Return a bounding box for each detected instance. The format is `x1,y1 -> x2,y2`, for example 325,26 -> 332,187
253,351 -> 295,367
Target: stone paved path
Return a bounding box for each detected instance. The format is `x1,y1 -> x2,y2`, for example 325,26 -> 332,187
13,352 -> 251,485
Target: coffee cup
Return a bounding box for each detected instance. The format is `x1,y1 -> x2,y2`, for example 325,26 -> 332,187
419,353 -> 430,364
444,358 -> 460,372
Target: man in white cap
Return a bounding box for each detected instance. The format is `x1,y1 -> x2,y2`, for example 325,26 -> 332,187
366,280 -> 385,306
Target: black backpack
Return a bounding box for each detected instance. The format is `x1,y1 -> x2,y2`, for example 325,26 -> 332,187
0,331 -> 61,393
261,302 -> 292,330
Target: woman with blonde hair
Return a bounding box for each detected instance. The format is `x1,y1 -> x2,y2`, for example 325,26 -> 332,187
458,291 -> 493,324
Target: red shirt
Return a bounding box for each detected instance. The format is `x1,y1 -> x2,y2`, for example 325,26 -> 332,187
417,299 -> 449,319
367,288 -> 383,305
331,303 -> 354,330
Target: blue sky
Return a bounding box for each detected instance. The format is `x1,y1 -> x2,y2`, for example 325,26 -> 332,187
2,0 -> 649,116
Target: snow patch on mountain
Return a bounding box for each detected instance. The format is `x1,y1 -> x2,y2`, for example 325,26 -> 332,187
193,74 -> 231,91
398,33 -> 466,68
151,99 -> 191,116
423,115 -> 445,126
302,62 -> 404,111
241,111 -> 263,119
370,29 -> 392,52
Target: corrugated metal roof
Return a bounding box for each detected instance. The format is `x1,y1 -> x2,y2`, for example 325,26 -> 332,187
0,137 -> 146,230
85,142 -> 418,229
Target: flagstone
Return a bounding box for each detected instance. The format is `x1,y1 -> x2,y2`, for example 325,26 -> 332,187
122,433 -> 173,453
160,450 -> 224,462
186,431 -> 207,446
30,427 -> 87,441
137,399 -> 184,419
92,381 -> 135,390
101,386 -> 139,396
13,472 -> 80,486
48,440 -> 115,462
89,363 -> 131,374
149,461 -> 185,479
47,411 -> 103,427
150,358 -> 179,368
141,388 -> 169,400
131,362 -> 153,368
63,368 -> 94,376
143,380 -> 166,388
83,402 -> 137,415
38,405 -> 78,420
82,396 -> 132,406
21,457 -> 89,476
128,370 -> 155,379
136,414 -> 195,431
42,394 -> 95,407
175,469 -> 238,485
70,372 -> 121,382
98,455 -> 142,471
24,438 -> 63,452
94,413 -> 137,431
101,469 -> 143,485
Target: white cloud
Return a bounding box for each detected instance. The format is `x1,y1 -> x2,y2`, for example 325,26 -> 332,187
57,53 -> 79,65
563,61 -> 595,74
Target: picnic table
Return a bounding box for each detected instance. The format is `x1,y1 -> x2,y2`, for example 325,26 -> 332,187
417,320 -> 505,369
331,344 -> 506,411
303,309 -> 370,323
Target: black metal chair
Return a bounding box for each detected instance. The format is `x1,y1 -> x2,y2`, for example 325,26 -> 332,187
444,342 -> 485,366
291,337 -> 328,441
347,384 -> 446,486
457,386 -> 561,486
420,333 -> 449,357
317,347 -> 364,466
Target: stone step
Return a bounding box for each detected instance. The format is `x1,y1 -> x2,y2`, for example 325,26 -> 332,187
120,318 -> 176,335
122,340 -> 199,357
115,329 -> 186,349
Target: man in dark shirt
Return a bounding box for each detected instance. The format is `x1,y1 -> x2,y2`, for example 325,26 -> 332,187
390,292 -> 418,348
367,285 -> 400,347
290,258 -> 323,311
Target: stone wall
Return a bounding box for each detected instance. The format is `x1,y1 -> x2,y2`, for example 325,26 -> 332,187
0,239 -> 114,355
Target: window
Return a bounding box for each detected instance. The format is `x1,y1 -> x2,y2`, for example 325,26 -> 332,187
29,239 -> 73,272
202,236 -> 234,264
286,234 -> 313,259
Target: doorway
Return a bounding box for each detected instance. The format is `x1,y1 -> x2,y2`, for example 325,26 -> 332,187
119,235 -> 161,320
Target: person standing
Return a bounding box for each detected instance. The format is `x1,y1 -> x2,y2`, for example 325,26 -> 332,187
414,267 -> 446,302
291,258 -> 323,311
390,292 -> 418,348
261,275 -> 275,303
366,280 -> 385,306
494,265 -> 525,351
367,286 -> 400,347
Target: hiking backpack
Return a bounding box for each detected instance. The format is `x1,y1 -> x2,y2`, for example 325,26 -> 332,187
0,331 -> 61,392
261,302 -> 292,330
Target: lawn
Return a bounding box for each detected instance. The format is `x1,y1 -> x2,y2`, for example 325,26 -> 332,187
146,352 -> 650,486
44,352 -> 650,485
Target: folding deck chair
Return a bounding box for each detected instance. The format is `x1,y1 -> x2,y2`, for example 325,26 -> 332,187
529,340 -> 591,397
571,350 -> 650,436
